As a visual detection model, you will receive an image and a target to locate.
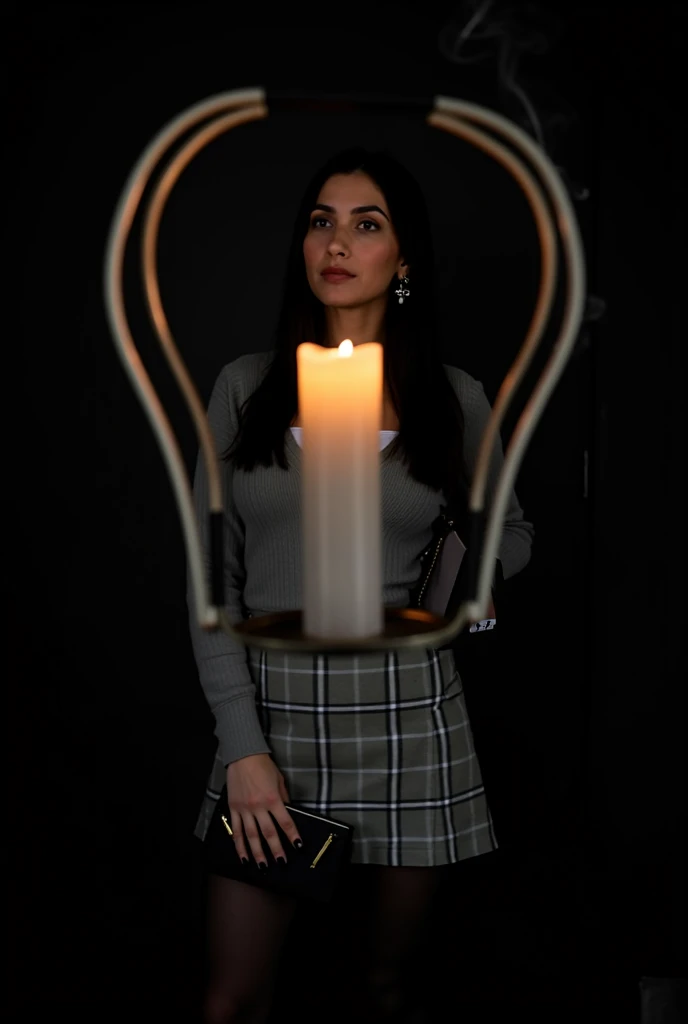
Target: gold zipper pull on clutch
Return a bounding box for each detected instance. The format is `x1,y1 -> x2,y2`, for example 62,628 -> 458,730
310,833 -> 335,868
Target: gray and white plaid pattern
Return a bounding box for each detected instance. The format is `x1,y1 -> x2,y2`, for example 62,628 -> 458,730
195,646 -> 497,867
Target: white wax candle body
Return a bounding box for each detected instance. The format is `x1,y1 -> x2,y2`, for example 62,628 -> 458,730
297,341 -> 384,639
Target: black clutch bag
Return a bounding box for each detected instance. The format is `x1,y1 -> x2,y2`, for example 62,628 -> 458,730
204,787 -> 354,904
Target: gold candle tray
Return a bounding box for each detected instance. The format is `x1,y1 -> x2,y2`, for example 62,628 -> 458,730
225,607 -> 460,654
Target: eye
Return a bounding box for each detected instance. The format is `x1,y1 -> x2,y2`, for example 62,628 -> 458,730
358,219 -> 380,231
311,216 -> 331,229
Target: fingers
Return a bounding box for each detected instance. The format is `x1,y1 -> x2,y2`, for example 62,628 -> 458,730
236,802 -> 286,868
228,806 -> 251,864
229,799 -> 303,868
229,805 -> 269,867
252,806 -> 289,865
270,802 -> 303,852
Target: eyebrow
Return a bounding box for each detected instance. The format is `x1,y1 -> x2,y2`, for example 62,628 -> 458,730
312,203 -> 390,222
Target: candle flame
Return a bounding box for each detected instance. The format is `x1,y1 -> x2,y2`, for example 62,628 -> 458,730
338,339 -> 354,358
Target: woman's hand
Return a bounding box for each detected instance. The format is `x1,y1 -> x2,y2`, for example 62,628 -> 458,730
226,754 -> 302,868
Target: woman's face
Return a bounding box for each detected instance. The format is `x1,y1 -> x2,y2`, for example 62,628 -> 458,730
303,171 -> 407,310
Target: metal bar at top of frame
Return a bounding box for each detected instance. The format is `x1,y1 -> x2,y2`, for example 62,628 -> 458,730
265,91 -> 435,116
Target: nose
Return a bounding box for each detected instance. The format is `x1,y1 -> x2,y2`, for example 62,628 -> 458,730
327,230 -> 349,258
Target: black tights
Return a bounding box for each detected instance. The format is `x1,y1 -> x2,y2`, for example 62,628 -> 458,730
204,865 -> 444,1024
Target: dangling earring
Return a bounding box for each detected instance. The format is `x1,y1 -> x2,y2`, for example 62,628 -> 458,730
395,275 -> 410,304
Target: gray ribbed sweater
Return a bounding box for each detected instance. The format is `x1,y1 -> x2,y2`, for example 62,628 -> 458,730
189,351 -> 534,767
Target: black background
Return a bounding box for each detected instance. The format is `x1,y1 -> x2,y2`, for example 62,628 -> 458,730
8,3 -> 685,1021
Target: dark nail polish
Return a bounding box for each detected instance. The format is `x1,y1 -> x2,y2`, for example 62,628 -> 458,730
294,839 -> 303,849
277,856 -> 286,866
258,862 -> 268,871
241,857 -> 249,866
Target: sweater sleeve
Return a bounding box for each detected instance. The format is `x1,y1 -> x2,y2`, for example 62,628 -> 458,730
462,377 -> 534,580
187,363 -> 271,767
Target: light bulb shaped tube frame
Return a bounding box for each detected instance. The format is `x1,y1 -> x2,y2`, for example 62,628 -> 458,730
104,87 -> 585,653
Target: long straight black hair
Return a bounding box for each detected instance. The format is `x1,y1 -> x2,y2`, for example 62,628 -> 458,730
224,147 -> 470,512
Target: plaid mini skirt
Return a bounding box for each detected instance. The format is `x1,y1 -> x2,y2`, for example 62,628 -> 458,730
194,644 -> 497,867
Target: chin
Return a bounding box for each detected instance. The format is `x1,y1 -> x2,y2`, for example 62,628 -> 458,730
317,286 -> 370,306
314,294 -> 352,309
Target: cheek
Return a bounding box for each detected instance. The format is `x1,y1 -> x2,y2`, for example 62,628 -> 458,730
303,235 -> 322,273
358,239 -> 398,278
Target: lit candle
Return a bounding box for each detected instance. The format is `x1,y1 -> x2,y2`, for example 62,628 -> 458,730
297,340 -> 384,639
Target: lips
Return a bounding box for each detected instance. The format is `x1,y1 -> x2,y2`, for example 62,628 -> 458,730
321,267 -> 355,281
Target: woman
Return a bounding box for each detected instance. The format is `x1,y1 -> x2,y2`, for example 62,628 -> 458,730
189,148 -> 534,1024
